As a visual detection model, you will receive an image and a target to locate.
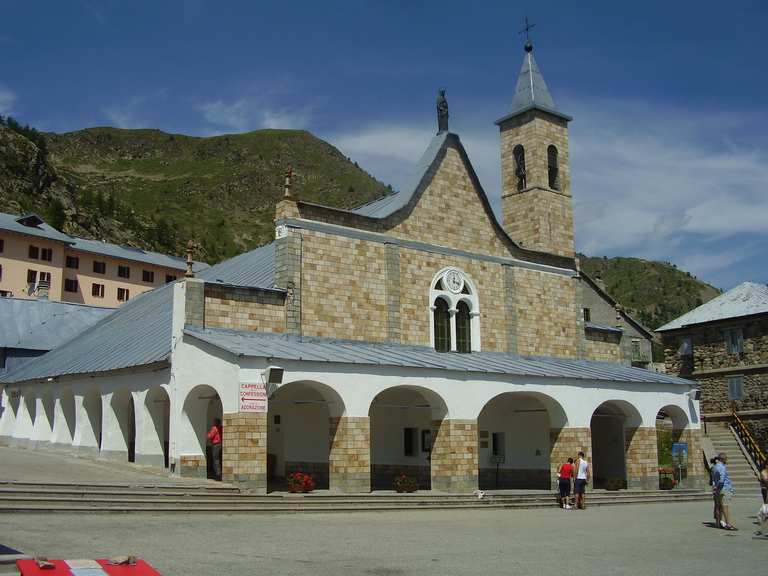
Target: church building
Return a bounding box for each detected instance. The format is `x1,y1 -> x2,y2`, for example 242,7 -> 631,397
0,41 -> 704,493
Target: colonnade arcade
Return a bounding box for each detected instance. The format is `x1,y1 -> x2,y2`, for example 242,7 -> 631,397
0,380 -> 704,492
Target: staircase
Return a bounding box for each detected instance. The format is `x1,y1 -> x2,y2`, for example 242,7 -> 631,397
705,423 -> 762,497
0,480 -> 709,514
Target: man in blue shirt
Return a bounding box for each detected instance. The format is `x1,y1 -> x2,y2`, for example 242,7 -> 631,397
712,452 -> 737,530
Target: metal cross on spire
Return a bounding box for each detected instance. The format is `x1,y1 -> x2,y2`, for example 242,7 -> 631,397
518,15 -> 536,47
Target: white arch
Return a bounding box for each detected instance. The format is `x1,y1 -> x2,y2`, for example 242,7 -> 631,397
179,384 -> 222,458
428,267 -> 481,352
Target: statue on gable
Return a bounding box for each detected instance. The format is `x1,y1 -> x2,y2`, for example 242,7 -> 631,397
436,89 -> 449,133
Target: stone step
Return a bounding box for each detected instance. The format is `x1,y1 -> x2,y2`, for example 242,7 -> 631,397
0,494 -> 710,514
0,480 -> 239,493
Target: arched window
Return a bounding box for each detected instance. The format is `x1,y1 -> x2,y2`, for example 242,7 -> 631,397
429,268 -> 481,352
433,298 -> 451,353
547,145 -> 559,190
456,301 -> 471,353
513,145 -> 526,191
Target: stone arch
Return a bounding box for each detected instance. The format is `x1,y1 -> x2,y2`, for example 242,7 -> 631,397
477,391 -> 566,489
368,385 -> 449,491
180,384 -> 223,479
656,404 -> 691,484
267,380 -> 346,492
590,400 -> 643,489
145,386 -> 171,468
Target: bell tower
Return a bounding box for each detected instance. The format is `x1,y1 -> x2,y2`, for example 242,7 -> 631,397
496,39 -> 574,258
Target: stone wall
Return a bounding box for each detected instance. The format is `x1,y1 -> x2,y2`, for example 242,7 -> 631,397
499,111 -> 574,257
430,419 -> 478,492
329,416 -> 370,493
222,412 -> 267,492
300,229 -> 388,341
678,428 -> 707,488
550,427 -> 591,490
584,331 -> 622,363
178,454 -> 206,479
204,284 -> 285,333
513,267 -> 578,358
624,427 -> 659,489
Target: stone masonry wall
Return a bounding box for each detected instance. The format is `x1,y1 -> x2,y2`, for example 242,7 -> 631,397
398,248 -> 508,351
178,454 -> 206,479
300,229 -> 388,341
382,146 -> 511,258
679,428 -> 707,488
513,267 -> 578,358
624,427 -> 659,489
222,412 -> 267,492
584,332 -> 622,363
329,416 -> 370,493
500,112 -> 574,257
550,427 -> 591,490
204,284 -> 285,333
430,419 -> 478,492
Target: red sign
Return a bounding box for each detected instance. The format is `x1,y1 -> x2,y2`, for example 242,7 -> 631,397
239,382 -> 267,413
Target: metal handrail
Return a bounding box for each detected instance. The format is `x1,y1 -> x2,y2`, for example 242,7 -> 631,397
731,409 -> 767,471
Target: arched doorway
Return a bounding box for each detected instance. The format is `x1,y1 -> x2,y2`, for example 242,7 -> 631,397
656,405 -> 690,487
590,400 -> 642,489
267,381 -> 344,492
369,386 -> 447,491
181,385 -> 223,480
146,387 -> 171,468
111,390 -> 136,462
478,392 -> 565,490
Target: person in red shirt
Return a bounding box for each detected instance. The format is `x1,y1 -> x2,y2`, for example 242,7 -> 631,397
557,457 -> 574,508
207,418 -> 223,481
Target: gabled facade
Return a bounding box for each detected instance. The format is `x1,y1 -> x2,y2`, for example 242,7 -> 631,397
0,41 -> 703,494
658,282 -> 768,449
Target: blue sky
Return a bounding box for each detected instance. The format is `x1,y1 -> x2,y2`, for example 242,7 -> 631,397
1,1 -> 766,290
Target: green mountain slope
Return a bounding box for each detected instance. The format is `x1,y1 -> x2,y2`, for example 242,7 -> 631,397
0,118 -> 391,261
578,254 -> 721,330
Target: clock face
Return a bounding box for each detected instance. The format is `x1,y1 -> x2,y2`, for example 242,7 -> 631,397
444,270 -> 463,294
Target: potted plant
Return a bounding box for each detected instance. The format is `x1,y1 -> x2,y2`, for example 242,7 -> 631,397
287,471 -> 316,493
393,473 -> 418,493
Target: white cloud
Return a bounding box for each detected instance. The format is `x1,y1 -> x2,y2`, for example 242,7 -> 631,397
326,100 -> 768,287
197,95 -> 312,133
103,96 -> 149,128
0,85 -> 16,115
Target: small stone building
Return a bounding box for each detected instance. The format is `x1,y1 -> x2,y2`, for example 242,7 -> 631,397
658,282 -> 768,449
0,41 -> 703,493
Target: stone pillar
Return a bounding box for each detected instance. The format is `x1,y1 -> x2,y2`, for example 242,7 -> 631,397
550,427 -> 592,490
679,428 -> 707,489
625,427 -> 659,489
222,412 -> 267,492
329,416 -> 370,493
431,419 -> 478,492
185,278 -> 205,326
100,392 -> 128,461
50,395 -> 74,447
72,393 -> 100,456
133,390 -> 165,468
274,233 -> 302,335
30,396 -> 53,445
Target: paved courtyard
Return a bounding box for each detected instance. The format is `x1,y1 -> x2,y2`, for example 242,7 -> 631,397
1,499 -> 765,575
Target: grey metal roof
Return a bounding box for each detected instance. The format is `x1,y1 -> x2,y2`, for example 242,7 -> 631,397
197,242 -> 278,290
352,132 -> 448,218
184,326 -> 693,386
0,284 -> 174,384
657,282 -> 768,332
0,298 -> 113,351
585,322 -> 623,334
0,211 -> 208,272
69,237 -> 207,273
495,44 -> 571,124
0,212 -> 73,244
